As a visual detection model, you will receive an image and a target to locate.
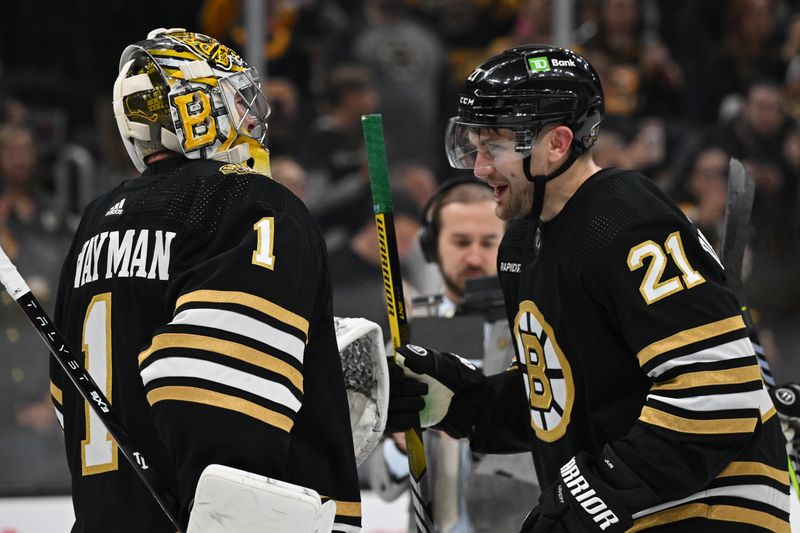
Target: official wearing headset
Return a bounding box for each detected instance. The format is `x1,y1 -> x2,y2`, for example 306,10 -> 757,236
367,177 -> 538,532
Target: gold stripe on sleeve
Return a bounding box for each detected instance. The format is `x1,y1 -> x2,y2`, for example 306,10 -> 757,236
652,365 -> 761,391
147,386 -> 294,432
176,290 -> 309,337
639,406 -> 756,435
138,333 -> 303,391
637,316 -> 746,366
50,382 -> 63,405
717,461 -> 790,486
629,503 -> 789,533
762,405 -> 777,423
330,500 -> 362,517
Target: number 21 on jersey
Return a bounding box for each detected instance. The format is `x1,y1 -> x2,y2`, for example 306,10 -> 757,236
627,231 -> 705,305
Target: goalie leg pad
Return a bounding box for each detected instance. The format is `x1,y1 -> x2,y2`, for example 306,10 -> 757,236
187,464 -> 336,533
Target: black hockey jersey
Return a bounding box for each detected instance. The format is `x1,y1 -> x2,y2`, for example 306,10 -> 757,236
49,158 -> 361,532
473,168 -> 790,531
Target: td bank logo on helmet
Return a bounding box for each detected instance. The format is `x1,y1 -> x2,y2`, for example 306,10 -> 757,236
527,56 -> 577,73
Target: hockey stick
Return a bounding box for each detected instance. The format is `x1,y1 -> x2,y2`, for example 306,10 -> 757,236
362,114 -> 434,533
718,157 -> 799,497
0,245 -> 184,532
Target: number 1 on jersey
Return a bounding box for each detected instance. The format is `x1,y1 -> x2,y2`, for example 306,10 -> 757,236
81,293 -> 118,475
252,216 -> 276,270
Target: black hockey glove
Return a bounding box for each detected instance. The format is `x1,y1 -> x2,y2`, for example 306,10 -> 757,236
386,357 -> 428,432
520,452 -> 633,533
768,383 -> 800,488
389,344 -> 487,438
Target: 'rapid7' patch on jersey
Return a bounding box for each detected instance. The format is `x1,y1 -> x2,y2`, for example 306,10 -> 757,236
513,300 -> 574,442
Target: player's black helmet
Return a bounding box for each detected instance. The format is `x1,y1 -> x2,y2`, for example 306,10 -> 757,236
446,45 -> 604,169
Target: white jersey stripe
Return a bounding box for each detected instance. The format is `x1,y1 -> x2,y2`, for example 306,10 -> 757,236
648,388 -> 765,413
140,356 -> 302,412
54,407 -> 64,429
648,337 -> 754,378
172,308 -> 305,363
633,483 -> 790,519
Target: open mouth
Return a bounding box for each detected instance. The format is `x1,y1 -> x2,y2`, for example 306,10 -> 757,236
493,184 -> 509,201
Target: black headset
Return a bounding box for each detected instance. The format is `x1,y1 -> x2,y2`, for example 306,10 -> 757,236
419,176 -> 493,263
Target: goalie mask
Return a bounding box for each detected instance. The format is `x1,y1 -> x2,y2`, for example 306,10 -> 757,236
113,28 -> 271,175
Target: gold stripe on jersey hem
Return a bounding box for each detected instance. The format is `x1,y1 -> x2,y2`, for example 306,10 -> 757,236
138,333 -> 303,391
50,382 -> 62,405
652,365 -> 761,391
762,405 -> 777,423
176,290 -> 309,337
147,386 -> 293,432
717,461 -> 790,486
628,502 -> 789,533
637,316 -> 746,366
639,406 -> 756,434
321,499 -> 362,517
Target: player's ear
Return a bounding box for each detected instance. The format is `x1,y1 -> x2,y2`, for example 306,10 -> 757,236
548,126 -> 574,162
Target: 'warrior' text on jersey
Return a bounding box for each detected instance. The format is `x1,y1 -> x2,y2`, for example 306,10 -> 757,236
474,168 -> 789,531
50,159 -> 361,533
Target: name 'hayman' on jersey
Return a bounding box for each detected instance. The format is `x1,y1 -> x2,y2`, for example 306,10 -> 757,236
73,229 -> 177,288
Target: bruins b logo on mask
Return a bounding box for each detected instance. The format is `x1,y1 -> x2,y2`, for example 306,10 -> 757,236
514,300 -> 574,442
172,90 -> 218,152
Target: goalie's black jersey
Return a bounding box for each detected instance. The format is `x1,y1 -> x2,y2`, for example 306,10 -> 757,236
49,158 -> 361,533
476,168 -> 790,531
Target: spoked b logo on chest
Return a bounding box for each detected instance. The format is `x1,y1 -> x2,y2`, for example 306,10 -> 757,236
513,300 -> 574,442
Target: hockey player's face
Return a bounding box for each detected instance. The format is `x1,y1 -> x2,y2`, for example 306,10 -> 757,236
437,200 -> 504,300
471,129 -> 534,220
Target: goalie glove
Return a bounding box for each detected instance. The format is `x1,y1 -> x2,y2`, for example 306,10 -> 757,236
335,317 -> 389,466
389,344 -> 486,438
768,383 -> 800,490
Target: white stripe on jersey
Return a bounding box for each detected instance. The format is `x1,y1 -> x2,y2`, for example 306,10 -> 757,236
172,308 -> 305,363
54,407 -> 64,429
633,483 -> 789,519
648,388 -> 764,413
140,356 -> 302,412
647,337 -> 754,379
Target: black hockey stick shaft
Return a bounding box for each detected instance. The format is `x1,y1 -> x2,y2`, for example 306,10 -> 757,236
718,158 -> 799,495
719,158 -> 771,384
362,114 -> 435,533
0,246 -> 184,532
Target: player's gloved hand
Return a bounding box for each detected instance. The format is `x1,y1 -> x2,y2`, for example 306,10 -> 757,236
386,357 -> 428,432
768,383 -> 800,481
389,344 -> 486,438
520,453 -> 633,533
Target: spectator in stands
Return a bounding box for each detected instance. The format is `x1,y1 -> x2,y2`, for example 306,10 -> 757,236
328,0 -> 447,169
328,190 -> 421,342
0,123 -> 70,491
579,0 -> 685,120
695,0 -> 787,123
671,146 -> 730,247
297,64 -> 377,236
714,79 -> 798,240
270,155 -> 308,204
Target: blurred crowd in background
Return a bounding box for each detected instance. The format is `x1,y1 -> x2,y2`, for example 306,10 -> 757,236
1,0 -> 799,497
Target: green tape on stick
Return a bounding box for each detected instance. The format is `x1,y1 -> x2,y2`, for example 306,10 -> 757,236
362,114 -> 393,214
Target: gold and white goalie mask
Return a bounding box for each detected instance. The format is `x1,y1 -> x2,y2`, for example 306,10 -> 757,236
113,28 -> 271,175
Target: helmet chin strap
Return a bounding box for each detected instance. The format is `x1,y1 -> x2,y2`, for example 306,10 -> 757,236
523,145 -> 583,221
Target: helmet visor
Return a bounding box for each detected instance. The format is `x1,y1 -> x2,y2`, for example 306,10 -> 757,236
445,118 -> 533,171
219,68 -> 271,143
